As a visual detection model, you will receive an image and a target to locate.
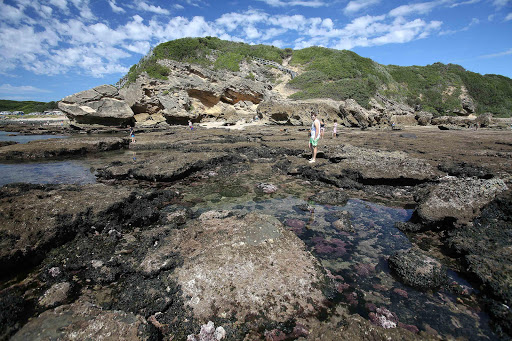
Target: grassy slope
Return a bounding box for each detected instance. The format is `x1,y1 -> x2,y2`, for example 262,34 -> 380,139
0,100 -> 59,114
123,37 -> 512,117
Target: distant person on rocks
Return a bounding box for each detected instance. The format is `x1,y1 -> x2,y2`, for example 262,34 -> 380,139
332,119 -> 338,138
309,112 -> 321,163
129,126 -> 135,143
188,120 -> 194,130
320,119 -> 325,139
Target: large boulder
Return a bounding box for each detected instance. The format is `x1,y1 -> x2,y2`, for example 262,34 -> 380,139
170,212 -> 328,323
324,144 -> 443,186
58,84 -> 134,126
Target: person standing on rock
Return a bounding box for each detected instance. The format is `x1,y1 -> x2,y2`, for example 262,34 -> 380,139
332,119 -> 338,138
309,112 -> 321,163
129,126 -> 135,143
320,119 -> 325,139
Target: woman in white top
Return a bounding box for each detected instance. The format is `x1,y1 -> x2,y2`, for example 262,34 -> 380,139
309,112 -> 321,163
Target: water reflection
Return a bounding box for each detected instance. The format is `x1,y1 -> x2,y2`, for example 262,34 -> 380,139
0,160 -> 97,186
0,131 -> 67,144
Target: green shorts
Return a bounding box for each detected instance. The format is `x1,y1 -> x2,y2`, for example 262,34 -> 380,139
309,137 -> 319,147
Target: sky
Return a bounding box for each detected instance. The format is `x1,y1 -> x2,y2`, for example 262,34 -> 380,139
0,0 -> 511,103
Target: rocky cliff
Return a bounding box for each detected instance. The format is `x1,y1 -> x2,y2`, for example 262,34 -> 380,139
58,38 -> 512,129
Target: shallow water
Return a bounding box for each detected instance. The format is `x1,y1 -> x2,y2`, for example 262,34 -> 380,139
0,161 -> 97,186
176,164 -> 497,341
0,130 -> 67,144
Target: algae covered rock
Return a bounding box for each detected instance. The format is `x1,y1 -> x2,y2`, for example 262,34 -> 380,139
388,247 -> 448,291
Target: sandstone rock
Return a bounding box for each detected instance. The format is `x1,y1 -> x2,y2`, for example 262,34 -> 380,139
58,84 -> 134,126
415,176 -> 508,226
388,247 -> 448,290
257,99 -> 341,126
339,99 -> 370,128
171,212 -> 327,322
415,111 -> 433,126
476,113 -> 493,127
310,189 -> 349,206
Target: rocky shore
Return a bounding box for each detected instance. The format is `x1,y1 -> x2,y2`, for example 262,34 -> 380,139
1,123 -> 511,340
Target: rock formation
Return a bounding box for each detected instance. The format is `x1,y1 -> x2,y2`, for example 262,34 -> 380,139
58,85 -> 134,127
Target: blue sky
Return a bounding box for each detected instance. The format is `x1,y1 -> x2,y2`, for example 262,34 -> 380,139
0,0 -> 511,102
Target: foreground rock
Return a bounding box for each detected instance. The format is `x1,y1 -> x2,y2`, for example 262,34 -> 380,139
171,212 -> 328,324
58,84 -> 134,126
0,183 -> 168,277
0,136 -> 128,160
11,296 -> 157,341
446,192 -> 512,335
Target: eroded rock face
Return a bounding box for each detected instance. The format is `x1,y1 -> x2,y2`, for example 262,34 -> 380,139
11,297 -> 156,341
415,177 -> 508,226
388,248 -> 448,290
171,212 -> 327,322
257,99 -> 341,126
58,84 -> 134,126
120,60 -> 273,126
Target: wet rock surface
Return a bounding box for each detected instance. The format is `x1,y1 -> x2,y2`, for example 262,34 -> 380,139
388,247 -> 448,290
0,136 -> 128,160
0,125 -> 511,340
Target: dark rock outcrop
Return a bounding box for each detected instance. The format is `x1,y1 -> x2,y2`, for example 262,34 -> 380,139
0,136 -> 128,160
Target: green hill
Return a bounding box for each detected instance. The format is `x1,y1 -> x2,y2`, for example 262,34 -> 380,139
121,37 -> 512,118
0,100 -> 58,114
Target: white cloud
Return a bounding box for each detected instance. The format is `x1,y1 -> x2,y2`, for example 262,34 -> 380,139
0,84 -> 51,94
439,17 -> 478,34
125,41 -> 152,54
344,0 -> 381,15
448,0 -> 481,7
505,12 -> 512,20
137,1 -> 170,15
389,1 -> 443,17
479,48 -> 512,58
49,0 -> 68,11
257,0 -> 326,7
492,0 -> 511,7
108,0 -> 125,13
